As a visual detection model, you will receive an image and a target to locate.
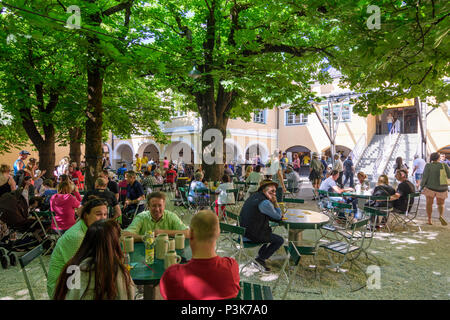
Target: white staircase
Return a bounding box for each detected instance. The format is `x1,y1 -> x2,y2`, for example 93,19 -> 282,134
355,134 -> 390,182
383,133 -> 419,179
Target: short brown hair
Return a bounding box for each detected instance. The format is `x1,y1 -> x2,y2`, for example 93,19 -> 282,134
190,210 -> 219,242
0,164 -> 10,173
58,181 -> 72,194
126,170 -> 136,178
147,191 -> 166,203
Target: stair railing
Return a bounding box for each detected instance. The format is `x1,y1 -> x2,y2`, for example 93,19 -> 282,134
371,120 -> 401,182
349,134 -> 366,168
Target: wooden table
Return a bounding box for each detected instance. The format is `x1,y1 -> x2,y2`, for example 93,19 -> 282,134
129,238 -> 191,300
280,208 -> 330,243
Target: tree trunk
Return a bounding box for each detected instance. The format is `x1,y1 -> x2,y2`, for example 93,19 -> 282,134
38,139 -> 56,181
201,120 -> 227,182
84,33 -> 105,191
69,127 -> 83,167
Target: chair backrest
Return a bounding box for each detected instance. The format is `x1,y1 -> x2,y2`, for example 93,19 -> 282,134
282,198 -> 304,204
19,244 -> 44,269
406,192 -> 421,216
19,243 -> 47,300
219,222 -> 245,236
224,210 -> 241,222
351,217 -> 370,230
331,201 -> 352,209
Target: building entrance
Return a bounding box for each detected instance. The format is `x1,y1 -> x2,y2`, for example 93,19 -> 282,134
376,106 -> 418,134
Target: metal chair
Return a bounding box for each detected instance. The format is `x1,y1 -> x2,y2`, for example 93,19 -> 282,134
19,244 -> 48,300
319,218 -> 371,292
389,192 -> 421,231
273,241 -> 321,299
232,281 -> 273,300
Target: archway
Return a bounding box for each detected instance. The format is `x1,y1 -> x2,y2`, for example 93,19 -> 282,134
164,141 -> 195,164
225,141 -> 240,164
115,143 -> 134,169
245,142 -> 269,164
143,144 -> 160,162
323,145 -> 352,159
286,145 -> 312,176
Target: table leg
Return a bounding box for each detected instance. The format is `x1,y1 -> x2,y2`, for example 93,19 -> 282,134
288,229 -> 303,244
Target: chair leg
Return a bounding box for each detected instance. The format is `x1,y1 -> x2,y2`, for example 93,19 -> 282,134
21,268 -> 35,300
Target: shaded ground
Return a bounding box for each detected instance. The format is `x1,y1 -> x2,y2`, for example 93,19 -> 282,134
1,180 -> 449,300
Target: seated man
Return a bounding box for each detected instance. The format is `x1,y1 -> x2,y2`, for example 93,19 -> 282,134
239,180 -> 285,272
82,178 -> 121,219
99,169 -> 119,201
319,170 -> 357,213
285,165 -> 301,198
159,210 -> 240,300
390,169 -> 415,213
122,191 -> 190,241
123,171 -> 145,214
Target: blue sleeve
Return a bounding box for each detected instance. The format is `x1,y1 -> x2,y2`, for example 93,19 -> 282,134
258,200 -> 282,221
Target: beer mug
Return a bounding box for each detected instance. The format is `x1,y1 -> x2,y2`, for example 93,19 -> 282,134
155,233 -> 169,260
168,238 -> 176,251
164,250 -> 181,269
123,236 -> 134,253
175,233 -> 185,250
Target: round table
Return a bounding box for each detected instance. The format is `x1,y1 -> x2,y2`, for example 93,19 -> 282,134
280,208 -> 330,243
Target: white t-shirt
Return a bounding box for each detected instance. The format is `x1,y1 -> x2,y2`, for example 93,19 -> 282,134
215,182 -> 235,205
413,158 -> 426,174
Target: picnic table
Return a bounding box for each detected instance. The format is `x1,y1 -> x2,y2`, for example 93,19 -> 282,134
280,208 -> 329,243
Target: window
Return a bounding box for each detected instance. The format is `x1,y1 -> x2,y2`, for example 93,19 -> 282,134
322,103 -> 352,123
285,110 -> 308,125
253,110 -> 266,123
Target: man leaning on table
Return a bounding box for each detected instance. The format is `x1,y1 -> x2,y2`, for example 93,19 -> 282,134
239,180 -> 285,272
122,191 -> 190,241
160,210 -> 240,300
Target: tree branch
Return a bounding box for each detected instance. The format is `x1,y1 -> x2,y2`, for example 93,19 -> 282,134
102,0 -> 133,17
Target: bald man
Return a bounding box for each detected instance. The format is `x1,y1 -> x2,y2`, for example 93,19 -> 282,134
159,210 -> 240,300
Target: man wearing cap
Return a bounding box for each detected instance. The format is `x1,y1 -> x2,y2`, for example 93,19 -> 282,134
239,180 -> 285,272
14,150 -> 30,176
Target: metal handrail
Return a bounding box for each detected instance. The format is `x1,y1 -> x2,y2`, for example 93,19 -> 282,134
350,134 -> 367,168
371,120 -> 400,182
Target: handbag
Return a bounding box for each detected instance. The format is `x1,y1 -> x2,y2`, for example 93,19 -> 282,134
440,163 -> 450,185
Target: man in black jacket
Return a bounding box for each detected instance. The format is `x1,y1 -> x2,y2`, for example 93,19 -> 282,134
239,180 -> 284,272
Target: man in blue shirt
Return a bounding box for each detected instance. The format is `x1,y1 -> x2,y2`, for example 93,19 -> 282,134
13,150 -> 30,176
239,180 -> 284,272
117,163 -> 128,177
122,170 -> 145,227
319,170 -> 357,214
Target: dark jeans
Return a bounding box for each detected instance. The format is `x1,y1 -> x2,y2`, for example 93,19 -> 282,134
337,172 -> 344,187
256,233 -> 284,261
343,172 -> 354,188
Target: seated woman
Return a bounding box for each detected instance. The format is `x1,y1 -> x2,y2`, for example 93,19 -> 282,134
367,175 -> 396,209
47,196 -> 108,299
188,172 -> 210,206
214,174 -> 235,218
355,172 -> 370,193
50,181 -> 81,234
285,165 -> 302,198
53,219 -> 135,300
366,174 -> 396,228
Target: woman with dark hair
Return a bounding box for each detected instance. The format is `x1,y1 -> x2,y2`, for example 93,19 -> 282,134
421,152 -> 450,225
19,176 -> 35,206
393,157 -> 409,175
54,219 -> 135,300
47,196 -> 108,298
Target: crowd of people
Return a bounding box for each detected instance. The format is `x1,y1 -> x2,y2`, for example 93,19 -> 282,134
0,147 -> 449,301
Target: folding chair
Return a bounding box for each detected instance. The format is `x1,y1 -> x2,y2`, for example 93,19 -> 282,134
273,241 -> 321,299
232,281 -> 273,300
389,192 -> 421,232
218,222 -> 260,272
19,243 -> 48,300
319,218 -> 371,292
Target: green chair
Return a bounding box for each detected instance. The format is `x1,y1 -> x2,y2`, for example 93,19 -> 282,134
389,192 -> 421,231
273,241 -> 321,299
219,222 -> 260,272
232,281 -> 273,300
319,218 -> 371,292
19,244 -> 48,300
